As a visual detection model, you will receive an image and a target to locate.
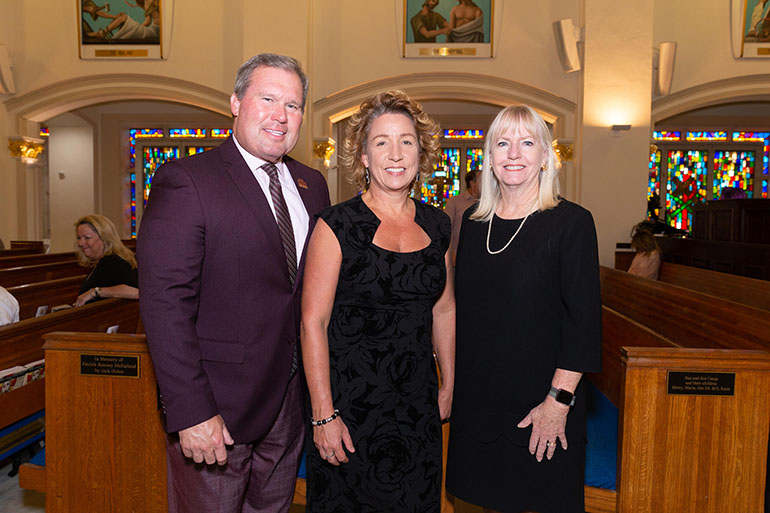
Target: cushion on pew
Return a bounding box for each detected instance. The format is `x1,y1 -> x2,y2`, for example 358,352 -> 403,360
584,381 -> 618,490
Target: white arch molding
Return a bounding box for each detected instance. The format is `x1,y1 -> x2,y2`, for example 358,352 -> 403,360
652,74 -> 770,122
311,72 -> 578,141
4,74 -> 231,126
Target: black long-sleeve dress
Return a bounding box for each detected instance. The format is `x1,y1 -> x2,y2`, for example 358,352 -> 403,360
79,254 -> 138,303
446,199 -> 602,513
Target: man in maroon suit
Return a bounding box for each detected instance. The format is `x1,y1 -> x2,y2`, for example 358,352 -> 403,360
138,53 -> 330,513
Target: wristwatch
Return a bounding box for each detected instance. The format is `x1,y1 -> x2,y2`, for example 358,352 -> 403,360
548,386 -> 576,407
94,287 -> 101,298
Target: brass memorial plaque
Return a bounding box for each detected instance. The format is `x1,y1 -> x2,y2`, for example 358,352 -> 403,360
80,354 -> 140,378
667,371 -> 735,396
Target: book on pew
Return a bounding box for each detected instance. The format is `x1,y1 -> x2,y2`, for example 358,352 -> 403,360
35,306 -> 48,317
0,366 -> 28,394
51,304 -> 73,313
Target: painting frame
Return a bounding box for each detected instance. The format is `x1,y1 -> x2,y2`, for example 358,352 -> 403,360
403,0 -> 494,59
77,0 -> 168,59
732,0 -> 770,58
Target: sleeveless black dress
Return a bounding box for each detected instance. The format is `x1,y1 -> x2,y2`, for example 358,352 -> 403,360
306,195 -> 450,513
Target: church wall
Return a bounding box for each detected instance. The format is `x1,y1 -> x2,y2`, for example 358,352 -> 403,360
46,115 -> 94,253
653,0 -> 770,95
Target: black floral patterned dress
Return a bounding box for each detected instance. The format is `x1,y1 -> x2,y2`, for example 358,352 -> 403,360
306,195 -> 450,513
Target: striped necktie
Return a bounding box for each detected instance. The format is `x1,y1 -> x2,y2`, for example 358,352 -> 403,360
261,162 -> 299,377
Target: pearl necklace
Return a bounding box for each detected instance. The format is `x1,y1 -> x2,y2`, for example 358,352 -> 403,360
486,213 -> 530,255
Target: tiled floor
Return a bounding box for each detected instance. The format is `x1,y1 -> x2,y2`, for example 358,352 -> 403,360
0,462 -> 44,513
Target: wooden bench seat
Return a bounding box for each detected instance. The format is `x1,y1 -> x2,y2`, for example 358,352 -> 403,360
0,299 -> 141,431
8,276 -> 86,320
0,261 -> 85,288
0,252 -> 77,270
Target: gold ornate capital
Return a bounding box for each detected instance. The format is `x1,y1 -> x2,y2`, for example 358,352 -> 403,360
650,143 -> 659,155
8,137 -> 45,163
552,140 -> 573,163
313,138 -> 336,167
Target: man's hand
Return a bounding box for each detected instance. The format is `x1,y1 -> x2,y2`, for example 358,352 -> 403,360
178,414 -> 234,465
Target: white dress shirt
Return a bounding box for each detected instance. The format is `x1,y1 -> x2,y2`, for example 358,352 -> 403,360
0,286 -> 20,326
233,136 -> 310,260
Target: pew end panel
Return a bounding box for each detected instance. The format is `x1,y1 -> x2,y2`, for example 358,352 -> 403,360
617,347 -> 770,513
42,332 -> 167,512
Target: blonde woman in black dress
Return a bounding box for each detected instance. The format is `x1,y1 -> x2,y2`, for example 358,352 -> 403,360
301,90 -> 455,512
446,105 -> 601,513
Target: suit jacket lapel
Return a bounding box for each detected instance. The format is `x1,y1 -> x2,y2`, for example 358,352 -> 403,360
219,138 -> 287,273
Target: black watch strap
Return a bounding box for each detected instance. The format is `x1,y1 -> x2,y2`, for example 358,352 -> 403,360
548,386 -> 576,407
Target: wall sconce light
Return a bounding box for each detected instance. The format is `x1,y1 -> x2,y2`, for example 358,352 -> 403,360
312,138 -> 336,168
8,137 -> 45,164
610,124 -> 632,132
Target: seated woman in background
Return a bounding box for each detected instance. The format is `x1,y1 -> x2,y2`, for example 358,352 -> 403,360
0,285 -> 20,326
627,228 -> 661,280
74,214 -> 138,306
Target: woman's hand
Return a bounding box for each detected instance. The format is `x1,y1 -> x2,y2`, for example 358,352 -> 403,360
517,399 -> 569,462
438,384 -> 453,422
313,416 -> 355,466
75,288 -> 99,307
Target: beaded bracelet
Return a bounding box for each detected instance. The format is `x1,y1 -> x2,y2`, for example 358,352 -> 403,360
310,409 -> 340,426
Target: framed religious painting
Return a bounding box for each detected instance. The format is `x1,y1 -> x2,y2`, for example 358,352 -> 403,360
78,0 -> 173,59
732,0 -> 770,58
403,0 -> 494,58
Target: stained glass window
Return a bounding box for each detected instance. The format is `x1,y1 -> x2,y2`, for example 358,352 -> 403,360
648,148 -> 661,200
653,131 -> 681,141
466,148 -> 483,173
128,129 -> 164,236
444,129 -> 483,139
712,150 -> 755,199
143,146 -> 179,205
186,146 -> 215,156
39,127 -> 49,137
733,132 -> 770,198
210,128 -> 233,138
666,150 -> 707,231
686,132 -> 727,142
421,148 -> 460,209
169,128 -> 207,138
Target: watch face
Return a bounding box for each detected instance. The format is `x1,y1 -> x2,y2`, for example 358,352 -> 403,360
556,389 -> 573,404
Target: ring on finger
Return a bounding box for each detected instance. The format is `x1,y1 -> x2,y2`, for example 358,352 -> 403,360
546,441 -> 553,448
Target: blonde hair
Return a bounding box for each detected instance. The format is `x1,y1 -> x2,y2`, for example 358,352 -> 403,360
74,214 -> 137,268
341,90 -> 442,192
471,105 -> 560,222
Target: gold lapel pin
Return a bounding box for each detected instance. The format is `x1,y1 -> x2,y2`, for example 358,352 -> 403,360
297,178 -> 308,189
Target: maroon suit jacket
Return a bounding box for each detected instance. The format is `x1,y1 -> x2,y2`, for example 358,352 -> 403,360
138,137 -> 330,443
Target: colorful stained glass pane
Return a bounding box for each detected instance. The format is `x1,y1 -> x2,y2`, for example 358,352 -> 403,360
712,150 -> 754,199
686,131 -> 727,142
129,128 -> 164,168
130,172 -> 137,238
143,146 -> 179,206
39,127 -> 49,137
733,132 -> 770,198
666,150 -> 707,232
169,128 -> 207,138
648,149 -> 661,200
466,147 -> 483,173
210,128 -> 233,138
652,131 -> 681,141
444,129 -> 484,139
186,146 -> 215,156
421,148 -> 460,209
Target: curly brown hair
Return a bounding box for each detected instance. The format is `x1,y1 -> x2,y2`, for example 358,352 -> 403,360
341,90 -> 441,192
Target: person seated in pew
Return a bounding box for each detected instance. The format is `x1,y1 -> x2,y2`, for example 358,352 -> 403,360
0,285 -> 20,325
627,228 -> 661,280
73,214 -> 138,306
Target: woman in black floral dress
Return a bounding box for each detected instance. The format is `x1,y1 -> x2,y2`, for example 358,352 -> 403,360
301,90 -> 455,513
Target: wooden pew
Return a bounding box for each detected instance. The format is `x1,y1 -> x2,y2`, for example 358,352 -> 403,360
584,267 -> 770,512
7,276 -> 86,320
0,261 -> 85,288
0,247 -> 45,257
10,241 -> 46,252
584,306 -> 770,512
600,266 -> 770,352
0,299 -> 141,432
0,252 -> 77,270
657,261 -> 770,312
